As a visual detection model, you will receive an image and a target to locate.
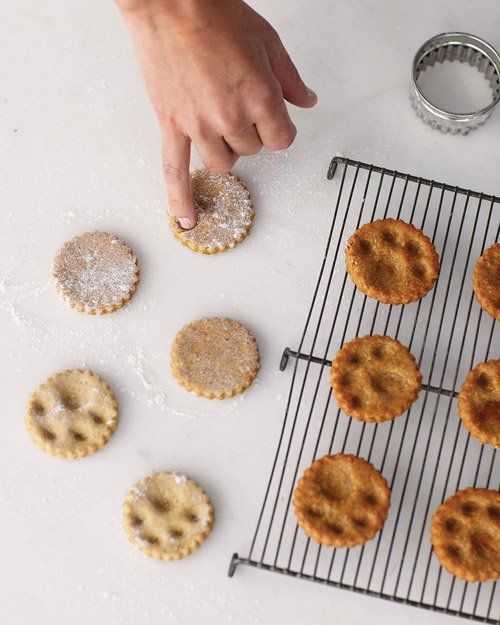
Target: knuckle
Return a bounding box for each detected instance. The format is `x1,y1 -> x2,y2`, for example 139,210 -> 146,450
162,161 -> 184,183
269,127 -> 296,151
253,88 -> 280,116
214,107 -> 244,136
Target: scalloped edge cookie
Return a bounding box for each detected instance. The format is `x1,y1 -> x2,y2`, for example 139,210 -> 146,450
473,243 -> 500,321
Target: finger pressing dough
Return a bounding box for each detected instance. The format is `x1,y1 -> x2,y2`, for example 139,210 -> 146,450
168,170 -> 254,254
25,369 -> 119,459
171,317 -> 260,399
123,471 -> 214,560
52,231 -> 140,314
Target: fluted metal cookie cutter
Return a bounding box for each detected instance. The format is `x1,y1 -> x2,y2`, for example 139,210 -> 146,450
410,32 -> 500,134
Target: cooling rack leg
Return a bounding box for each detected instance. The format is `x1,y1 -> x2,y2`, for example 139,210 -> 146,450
279,348 -> 291,371
228,553 -> 241,577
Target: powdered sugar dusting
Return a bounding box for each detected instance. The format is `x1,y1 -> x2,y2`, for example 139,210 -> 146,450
52,231 -> 139,312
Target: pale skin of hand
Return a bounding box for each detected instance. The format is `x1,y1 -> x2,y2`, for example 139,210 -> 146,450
115,0 -> 317,229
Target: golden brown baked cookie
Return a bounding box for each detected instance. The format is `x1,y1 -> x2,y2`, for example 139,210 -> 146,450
25,369 -> 118,459
171,317 -> 259,399
293,454 -> 390,548
458,359 -> 500,447
331,334 -> 422,422
52,231 -> 140,315
168,170 -> 254,254
473,243 -> 500,320
345,218 -> 440,304
430,488 -> 500,582
123,471 -> 214,561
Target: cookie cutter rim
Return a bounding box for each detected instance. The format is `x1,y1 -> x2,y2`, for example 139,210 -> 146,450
410,32 -> 500,134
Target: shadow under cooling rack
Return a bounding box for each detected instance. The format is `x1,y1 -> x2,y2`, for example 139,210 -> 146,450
229,156 -> 500,623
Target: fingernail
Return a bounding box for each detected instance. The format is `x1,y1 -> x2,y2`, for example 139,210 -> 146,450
178,217 -> 194,230
307,86 -> 317,101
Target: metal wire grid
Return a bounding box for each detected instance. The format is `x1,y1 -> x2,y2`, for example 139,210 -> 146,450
229,156 -> 500,623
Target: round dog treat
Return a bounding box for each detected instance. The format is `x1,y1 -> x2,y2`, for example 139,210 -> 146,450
331,334 -> 422,422
123,471 -> 214,561
473,243 -> 500,320
171,317 -> 259,399
168,170 -> 254,254
52,231 -> 140,314
25,369 -> 119,459
345,218 -> 440,304
458,359 -> 500,447
430,488 -> 500,582
293,454 -> 390,548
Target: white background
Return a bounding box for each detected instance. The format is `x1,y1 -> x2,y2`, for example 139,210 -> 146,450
1,1 -> 499,624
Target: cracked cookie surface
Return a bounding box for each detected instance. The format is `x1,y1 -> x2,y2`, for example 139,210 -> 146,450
331,334 -> 422,422
25,369 -> 119,459
123,471 -> 214,561
345,218 -> 439,304
458,359 -> 500,447
168,170 -> 254,254
431,488 -> 500,582
293,454 -> 390,548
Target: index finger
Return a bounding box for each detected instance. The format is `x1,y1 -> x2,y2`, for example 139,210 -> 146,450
162,128 -> 196,230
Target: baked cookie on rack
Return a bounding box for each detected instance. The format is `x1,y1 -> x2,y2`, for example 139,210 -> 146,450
430,488 -> 500,582
171,317 -> 259,399
473,242 -> 500,320
168,170 -> 254,254
345,218 -> 440,304
293,454 -> 390,548
331,334 -> 422,422
458,359 -> 499,447
25,369 -> 119,459
52,231 -> 139,314
124,471 -> 214,561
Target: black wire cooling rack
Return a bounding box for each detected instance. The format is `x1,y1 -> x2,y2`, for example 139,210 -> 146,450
229,156 -> 500,623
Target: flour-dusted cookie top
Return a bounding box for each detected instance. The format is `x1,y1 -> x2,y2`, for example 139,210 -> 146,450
345,218 -> 440,304
123,471 -> 214,561
25,369 -> 119,459
473,242 -> 500,320
430,488 -> 500,582
331,334 -> 422,422
168,170 -> 254,254
458,359 -> 500,447
171,317 -> 260,399
293,454 -> 390,548
52,231 -> 140,314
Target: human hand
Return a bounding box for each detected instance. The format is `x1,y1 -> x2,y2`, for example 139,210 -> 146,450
116,0 -> 317,229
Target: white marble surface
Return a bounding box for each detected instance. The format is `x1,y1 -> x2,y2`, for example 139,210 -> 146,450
1,1 -> 499,624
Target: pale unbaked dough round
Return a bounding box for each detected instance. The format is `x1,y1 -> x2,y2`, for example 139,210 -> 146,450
25,369 -> 119,459
52,231 -> 140,314
123,471 -> 214,561
168,170 -> 254,254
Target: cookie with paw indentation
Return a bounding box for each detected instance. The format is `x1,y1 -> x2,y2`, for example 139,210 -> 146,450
458,359 -> 500,447
25,369 -> 118,459
473,243 -> 500,320
345,218 -> 440,304
168,170 -> 254,254
430,488 -> 500,582
123,471 -> 214,561
293,454 -> 390,548
331,334 -> 422,422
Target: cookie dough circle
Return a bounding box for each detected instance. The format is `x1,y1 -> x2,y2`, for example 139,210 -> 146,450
123,471 -> 215,561
171,317 -> 260,399
168,170 -> 254,254
345,218 -> 440,304
430,488 -> 500,582
25,369 -> 119,459
473,243 -> 500,320
458,359 -> 500,447
52,231 -> 140,314
331,334 -> 422,422
293,454 -> 390,548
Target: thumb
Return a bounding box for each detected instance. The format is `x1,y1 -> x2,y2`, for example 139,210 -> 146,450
266,38 -> 317,108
